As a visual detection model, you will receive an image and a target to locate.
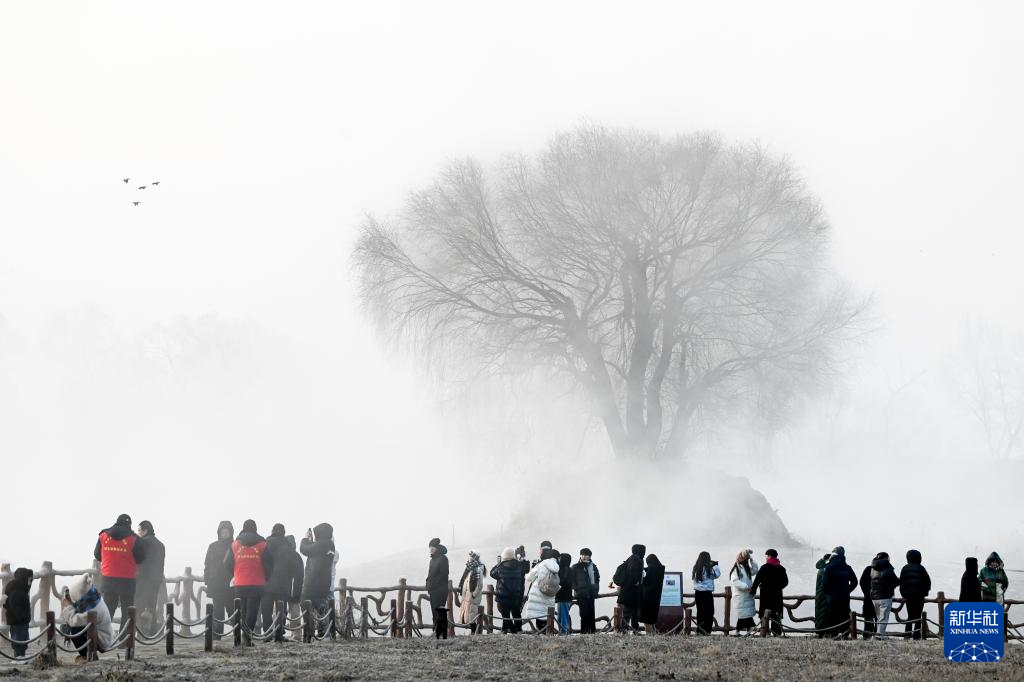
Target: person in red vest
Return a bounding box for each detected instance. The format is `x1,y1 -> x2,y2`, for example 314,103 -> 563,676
224,519 -> 273,634
92,513 -> 146,622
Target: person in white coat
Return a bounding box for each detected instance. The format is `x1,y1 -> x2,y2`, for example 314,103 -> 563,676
692,551 -> 721,635
523,547 -> 560,631
60,574 -> 114,661
729,548 -> 759,635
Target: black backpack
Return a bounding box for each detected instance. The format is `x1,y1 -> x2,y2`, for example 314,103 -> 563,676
613,560 -> 628,587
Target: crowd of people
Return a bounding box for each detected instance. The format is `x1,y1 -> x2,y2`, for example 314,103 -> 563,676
1,516 -> 1014,661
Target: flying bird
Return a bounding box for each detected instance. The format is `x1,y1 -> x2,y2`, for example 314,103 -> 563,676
122,178 -> 130,183
132,201 -> 141,206
137,185 -> 147,190
151,181 -> 160,186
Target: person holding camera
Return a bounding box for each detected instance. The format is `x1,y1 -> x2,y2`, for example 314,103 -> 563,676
60,574 -> 113,662
692,551 -> 720,635
490,547 -> 525,633
821,546 -> 858,639
300,522 -> 337,637
426,538 -> 450,638
611,544 -> 645,633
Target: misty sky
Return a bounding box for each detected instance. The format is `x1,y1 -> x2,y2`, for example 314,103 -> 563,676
2,2 -> 1022,574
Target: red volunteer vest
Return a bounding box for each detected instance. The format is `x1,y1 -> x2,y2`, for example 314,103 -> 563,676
100,531 -> 138,579
232,540 -> 267,586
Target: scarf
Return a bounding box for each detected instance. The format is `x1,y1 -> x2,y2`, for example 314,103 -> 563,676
766,556 -> 781,566
74,586 -> 102,613
464,556 -> 482,593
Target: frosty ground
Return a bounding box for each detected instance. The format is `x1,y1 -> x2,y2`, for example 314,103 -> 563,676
4,636 -> 1023,681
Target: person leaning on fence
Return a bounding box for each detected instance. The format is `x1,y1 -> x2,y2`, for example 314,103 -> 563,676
611,544 -> 645,633
869,551 -> 899,640
571,548 -> 600,634
93,513 -> 146,622
426,538 -> 450,639
858,556 -> 876,640
691,551 -> 720,636
980,551 -> 1008,604
813,552 -> 830,638
60,574 -> 114,662
203,520 -> 234,639
261,524 -> 304,638
135,520 -> 166,637
641,554 -> 666,634
2,567 -> 32,658
490,547 -> 525,633
729,549 -> 758,635
751,548 -> 788,636
225,519 -> 272,636
458,550 -> 486,634
524,546 -> 560,631
898,549 -> 931,640
300,522 -> 337,637
821,546 -> 858,639
555,552 -> 573,634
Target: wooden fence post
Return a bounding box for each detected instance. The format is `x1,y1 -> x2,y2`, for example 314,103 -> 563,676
337,578 -> 347,637
0,563 -> 10,627
125,606 -> 136,661
233,598 -> 242,648
37,562 -> 54,622
546,606 -> 555,635
45,610 -> 56,660
204,603 -> 214,652
613,605 -> 622,632
275,600 -> 286,643
165,602 -> 175,655
684,607 -> 692,636
302,600 -> 313,643
406,601 -> 415,638
446,580 -> 455,638
760,610 -> 770,637
921,610 -> 931,639
180,567 -> 194,636
935,591 -> 945,637
86,610 -> 98,662
849,610 -> 858,640
723,586 -> 732,636
389,598 -> 398,637
360,597 -> 369,639
485,585 -> 494,634
476,605 -> 485,635
397,579 -> 407,639
329,598 -> 337,641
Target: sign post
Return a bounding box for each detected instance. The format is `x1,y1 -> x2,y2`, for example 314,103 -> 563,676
656,571 -> 685,634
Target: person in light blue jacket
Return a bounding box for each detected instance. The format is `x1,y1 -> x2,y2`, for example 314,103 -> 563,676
692,551 -> 721,635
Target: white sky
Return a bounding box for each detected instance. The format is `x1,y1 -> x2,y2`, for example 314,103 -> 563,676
2,1 -> 1023,572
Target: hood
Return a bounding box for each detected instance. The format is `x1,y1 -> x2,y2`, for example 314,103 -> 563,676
542,557 -> 559,571
872,558 -> 892,571
829,554 -> 848,566
631,544 -> 646,558
965,557 -> 979,572
217,520 -> 234,540
102,523 -> 135,541
906,549 -> 922,564
285,534 -> 297,550
559,553 -> 571,569
139,520 -> 154,535
12,567 -> 33,586
68,574 -> 93,603
236,530 -> 265,547
432,544 -> 448,556
241,519 -> 258,534
985,552 -> 1003,568
270,523 -> 285,538
313,522 -> 334,541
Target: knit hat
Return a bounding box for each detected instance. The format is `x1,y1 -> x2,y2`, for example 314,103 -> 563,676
271,523 -> 286,536
68,574 -> 93,602
116,513 -> 132,527
242,519 -> 257,533
501,547 -> 516,561
429,537 -> 441,548
579,547 -> 592,557
540,540 -> 552,550
765,548 -> 778,558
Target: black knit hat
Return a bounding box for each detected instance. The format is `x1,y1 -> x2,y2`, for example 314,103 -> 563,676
429,537 -> 441,548
765,548 -> 778,558
242,519 -> 257,533
580,548 -> 592,556
116,514 -> 132,527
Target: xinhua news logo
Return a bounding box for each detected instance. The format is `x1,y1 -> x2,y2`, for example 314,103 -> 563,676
944,603 -> 1004,662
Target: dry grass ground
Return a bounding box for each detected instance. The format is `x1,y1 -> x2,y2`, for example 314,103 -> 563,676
2,635 -> 1023,681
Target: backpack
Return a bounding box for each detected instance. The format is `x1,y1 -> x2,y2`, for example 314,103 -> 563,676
537,565 -> 561,597
613,561 -> 628,587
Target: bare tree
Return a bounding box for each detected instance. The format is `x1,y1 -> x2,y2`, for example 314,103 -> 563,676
355,126 -> 867,460
949,319 -> 1024,460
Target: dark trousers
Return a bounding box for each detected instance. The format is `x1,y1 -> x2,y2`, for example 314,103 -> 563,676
10,624 -> 29,657
433,606 -> 449,639
761,606 -> 783,635
577,597 -> 596,633
304,593 -> 330,636
862,599 -> 876,639
60,623 -> 90,656
497,601 -> 522,633
136,580 -> 162,636
259,595 -> 287,636
904,597 -> 924,639
695,590 -> 714,634
209,595 -> 229,639
101,576 -> 136,623
827,601 -> 851,638
619,605 -> 640,632
235,585 -> 263,634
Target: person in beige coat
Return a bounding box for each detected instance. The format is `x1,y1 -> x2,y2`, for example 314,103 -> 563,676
458,550 -> 485,634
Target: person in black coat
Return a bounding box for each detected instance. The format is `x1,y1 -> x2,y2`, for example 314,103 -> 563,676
300,522 -> 336,637
426,538 -> 450,638
869,552 -> 900,640
260,524 -> 304,638
203,521 -> 234,639
490,547 -> 525,633
641,554 -> 666,633
821,546 -> 858,638
959,557 -> 981,602
858,560 -> 876,639
571,548 -> 601,634
611,544 -> 645,633
2,567 -> 33,657
555,553 -> 573,634
751,548 -> 789,636
135,520 -> 166,636
899,549 -> 931,640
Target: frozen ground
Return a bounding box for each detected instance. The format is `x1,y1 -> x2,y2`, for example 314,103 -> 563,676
2,635 -> 1022,681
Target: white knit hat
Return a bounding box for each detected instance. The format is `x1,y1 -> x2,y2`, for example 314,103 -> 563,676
67,574 -> 93,602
